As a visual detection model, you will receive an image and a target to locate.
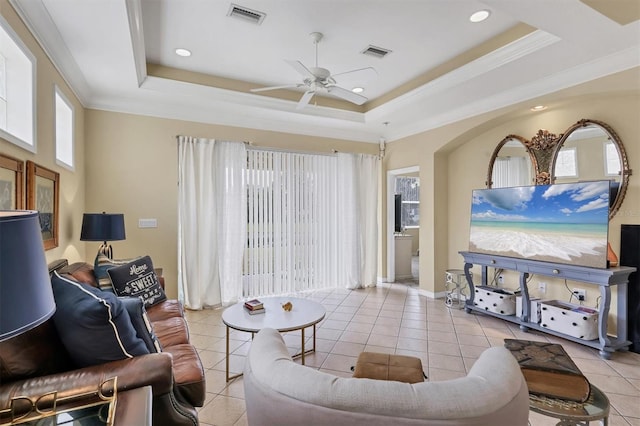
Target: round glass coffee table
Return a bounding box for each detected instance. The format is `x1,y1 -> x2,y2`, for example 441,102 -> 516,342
222,296 -> 326,381
529,384 -> 610,426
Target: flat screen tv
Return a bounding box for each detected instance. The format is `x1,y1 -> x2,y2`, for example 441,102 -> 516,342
469,180 -> 610,268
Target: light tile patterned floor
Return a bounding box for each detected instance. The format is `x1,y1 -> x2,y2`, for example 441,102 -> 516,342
185,282 -> 640,426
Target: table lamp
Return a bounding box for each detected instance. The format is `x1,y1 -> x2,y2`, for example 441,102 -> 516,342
0,210 -> 56,342
80,212 -> 126,259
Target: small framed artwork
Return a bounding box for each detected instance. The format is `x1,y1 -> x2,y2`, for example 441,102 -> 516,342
26,161 -> 60,250
0,153 -> 24,209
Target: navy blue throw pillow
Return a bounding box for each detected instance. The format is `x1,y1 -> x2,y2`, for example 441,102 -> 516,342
119,296 -> 162,353
51,272 -> 149,367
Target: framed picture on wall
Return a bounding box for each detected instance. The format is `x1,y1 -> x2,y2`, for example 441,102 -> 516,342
26,160 -> 60,250
0,153 -> 24,209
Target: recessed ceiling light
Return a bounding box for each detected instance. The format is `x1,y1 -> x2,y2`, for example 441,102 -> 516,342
530,105 -> 548,112
352,87 -> 364,93
469,9 -> 491,23
175,48 -> 192,57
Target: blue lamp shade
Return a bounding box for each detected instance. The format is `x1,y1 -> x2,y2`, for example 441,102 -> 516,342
80,213 -> 126,242
0,210 -> 56,342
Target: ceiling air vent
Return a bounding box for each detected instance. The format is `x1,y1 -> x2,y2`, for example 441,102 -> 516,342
361,45 -> 392,59
227,4 -> 266,25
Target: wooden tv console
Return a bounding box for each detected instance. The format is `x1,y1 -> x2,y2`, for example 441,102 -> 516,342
459,251 -> 636,359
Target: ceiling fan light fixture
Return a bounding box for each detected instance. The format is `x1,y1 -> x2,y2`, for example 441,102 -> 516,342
175,48 -> 192,57
352,87 -> 364,93
469,9 -> 491,23
252,32 -> 376,109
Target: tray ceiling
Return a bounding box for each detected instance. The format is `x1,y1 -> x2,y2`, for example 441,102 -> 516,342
11,0 -> 640,143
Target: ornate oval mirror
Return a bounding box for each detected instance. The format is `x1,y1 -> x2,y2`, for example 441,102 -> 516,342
551,119 -> 631,219
487,135 -> 537,188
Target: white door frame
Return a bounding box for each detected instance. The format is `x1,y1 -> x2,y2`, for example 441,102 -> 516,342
387,166 -> 419,283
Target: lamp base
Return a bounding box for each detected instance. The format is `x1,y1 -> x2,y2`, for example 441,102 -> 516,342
98,242 -> 114,259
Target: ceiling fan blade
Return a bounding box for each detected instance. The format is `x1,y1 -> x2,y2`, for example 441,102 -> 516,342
331,67 -> 377,83
296,90 -> 315,110
326,86 -> 368,105
285,60 -> 315,80
251,84 -> 302,92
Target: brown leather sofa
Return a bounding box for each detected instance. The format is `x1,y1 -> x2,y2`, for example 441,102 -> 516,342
0,260 -> 205,426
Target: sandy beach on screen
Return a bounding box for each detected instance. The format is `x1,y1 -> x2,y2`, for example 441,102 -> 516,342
469,228 -> 608,268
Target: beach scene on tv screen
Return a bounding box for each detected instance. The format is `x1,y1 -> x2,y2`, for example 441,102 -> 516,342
469,181 -> 610,268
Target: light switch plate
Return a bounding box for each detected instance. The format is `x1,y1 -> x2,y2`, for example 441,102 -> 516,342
138,218 -> 158,228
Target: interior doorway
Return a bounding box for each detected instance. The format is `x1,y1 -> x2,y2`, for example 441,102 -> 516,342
387,166 -> 420,284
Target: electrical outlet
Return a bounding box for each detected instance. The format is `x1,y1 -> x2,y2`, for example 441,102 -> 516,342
498,275 -> 504,285
573,288 -> 586,301
538,282 -> 546,293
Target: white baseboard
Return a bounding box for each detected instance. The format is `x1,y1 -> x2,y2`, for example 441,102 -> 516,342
376,279 -> 448,301
395,274 -> 414,280
417,288 -> 448,300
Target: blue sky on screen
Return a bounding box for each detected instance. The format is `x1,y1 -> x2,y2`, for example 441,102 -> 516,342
472,181 -> 610,224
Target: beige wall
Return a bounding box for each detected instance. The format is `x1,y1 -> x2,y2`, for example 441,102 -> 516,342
0,1 -> 86,265
382,91 -> 638,330
3,0 -> 639,326
84,110 -> 378,298
446,94 -> 639,331
384,92 -> 638,287
448,94 -> 640,273
383,113 -> 498,294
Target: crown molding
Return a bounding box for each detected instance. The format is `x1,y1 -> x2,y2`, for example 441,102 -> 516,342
367,30 -> 560,123
125,0 -> 146,87
10,0 -> 640,145
384,46 -> 640,142
89,82 -> 378,143
9,0 -> 91,105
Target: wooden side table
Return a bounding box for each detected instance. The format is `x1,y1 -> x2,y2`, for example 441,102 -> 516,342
529,384 -> 610,426
114,386 -> 152,425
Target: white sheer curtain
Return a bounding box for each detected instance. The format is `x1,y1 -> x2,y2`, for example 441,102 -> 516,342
179,141 -> 379,303
177,136 -> 246,309
337,153 -> 380,289
215,142 -> 247,304
492,156 -> 530,188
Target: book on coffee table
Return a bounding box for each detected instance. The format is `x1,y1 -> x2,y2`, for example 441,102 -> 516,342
504,339 -> 591,402
244,306 -> 265,315
244,299 -> 264,311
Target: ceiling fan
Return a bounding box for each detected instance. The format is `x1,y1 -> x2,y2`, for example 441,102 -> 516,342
250,32 -> 377,110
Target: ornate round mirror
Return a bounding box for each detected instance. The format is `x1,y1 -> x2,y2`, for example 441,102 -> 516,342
487,135 -> 537,188
551,119 -> 631,219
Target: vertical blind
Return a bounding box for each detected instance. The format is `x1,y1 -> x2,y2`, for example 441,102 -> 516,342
243,149 -> 338,297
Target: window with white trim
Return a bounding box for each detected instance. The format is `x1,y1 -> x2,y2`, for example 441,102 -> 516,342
55,86 -> 74,169
395,176 -> 420,228
0,15 -> 36,151
604,141 -> 621,176
554,147 -> 578,178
